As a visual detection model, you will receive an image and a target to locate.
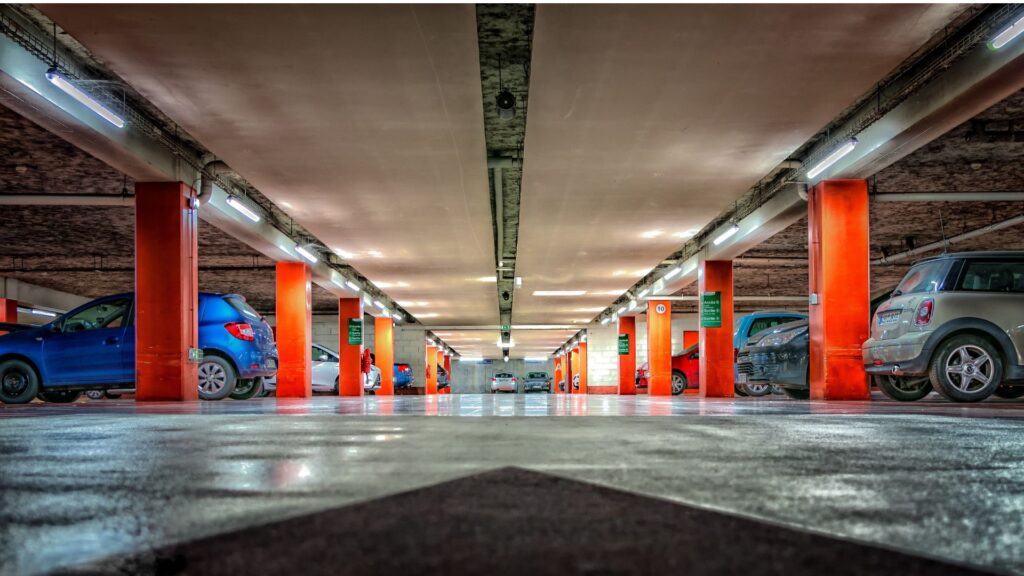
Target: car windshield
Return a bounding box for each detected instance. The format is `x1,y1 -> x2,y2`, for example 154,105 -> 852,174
495,373 -> 513,378
528,372 -> 547,378
225,295 -> 263,321
894,260 -> 952,295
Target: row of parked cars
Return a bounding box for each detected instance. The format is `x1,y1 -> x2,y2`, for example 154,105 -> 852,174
0,291 -> 419,404
491,372 -> 553,393
638,252 -> 1024,404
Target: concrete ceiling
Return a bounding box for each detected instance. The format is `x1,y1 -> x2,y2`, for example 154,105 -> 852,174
40,4 -> 496,327
514,4 -> 965,325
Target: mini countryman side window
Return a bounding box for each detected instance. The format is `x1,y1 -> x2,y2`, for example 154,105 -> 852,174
894,259 -> 952,296
958,260 -> 1024,293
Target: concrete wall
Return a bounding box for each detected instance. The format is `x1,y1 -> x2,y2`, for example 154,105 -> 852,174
1,277 -> 91,324
452,359 -> 555,394
581,313 -> 703,390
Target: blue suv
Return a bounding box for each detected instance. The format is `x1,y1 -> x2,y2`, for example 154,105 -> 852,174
0,292 -> 277,404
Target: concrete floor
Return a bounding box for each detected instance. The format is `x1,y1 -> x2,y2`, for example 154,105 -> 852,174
1,394 -> 1023,574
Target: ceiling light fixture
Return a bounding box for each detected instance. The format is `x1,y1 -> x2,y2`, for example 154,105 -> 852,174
497,341 -> 515,348
45,67 -> 125,128
30,308 -> 57,317
345,280 -> 361,293
533,290 -> 586,297
225,195 -> 261,222
674,229 -> 699,238
392,314 -> 403,323
600,317 -> 610,325
373,300 -> 387,311
991,13 -> 1024,49
638,288 -> 650,299
459,356 -> 484,362
334,248 -> 355,259
515,276 -> 523,287
477,276 -> 498,283
664,267 -> 682,280
641,229 -> 664,239
713,223 -> 740,246
503,355 -> 510,363
807,138 -> 858,179
617,306 -> 627,315
295,244 -> 318,264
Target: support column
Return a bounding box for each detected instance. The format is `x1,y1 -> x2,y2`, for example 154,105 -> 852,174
276,261 -> 312,398
564,350 -> 572,394
808,179 -> 871,400
135,182 -> 198,401
647,300 -> 672,396
618,316 -> 637,395
374,317 -> 394,396
425,345 -> 438,394
683,330 -> 699,350
0,298 -> 17,336
442,353 -> 452,395
338,298 -> 363,396
557,354 -> 565,393
578,340 -> 589,394
699,260 -> 734,398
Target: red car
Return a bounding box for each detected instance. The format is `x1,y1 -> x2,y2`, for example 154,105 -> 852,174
636,344 -> 699,395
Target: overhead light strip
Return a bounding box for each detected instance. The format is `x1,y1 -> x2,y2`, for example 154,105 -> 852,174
45,67 -> 125,128
990,13 -> 1024,49
806,138 -> 858,179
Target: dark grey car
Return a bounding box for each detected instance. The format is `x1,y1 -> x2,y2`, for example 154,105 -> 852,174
737,320 -> 810,399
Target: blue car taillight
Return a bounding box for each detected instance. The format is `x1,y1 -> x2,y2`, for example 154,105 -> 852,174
224,322 -> 255,341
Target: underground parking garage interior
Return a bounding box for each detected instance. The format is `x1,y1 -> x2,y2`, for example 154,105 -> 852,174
3,1 -> 1024,574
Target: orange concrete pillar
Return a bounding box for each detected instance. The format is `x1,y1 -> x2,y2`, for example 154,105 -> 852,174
647,300 -> 672,396
618,316 -> 637,395
0,298 -> 17,336
443,353 -> 452,394
578,341 -> 589,394
135,182 -> 198,401
425,345 -> 438,394
553,356 -> 563,395
374,317 -> 394,396
275,261 -> 312,398
564,350 -> 572,394
338,298 -> 363,396
808,179 -> 871,400
699,260 -> 735,398
683,330 -> 699,350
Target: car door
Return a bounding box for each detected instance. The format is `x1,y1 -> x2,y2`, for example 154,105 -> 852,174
42,296 -> 132,385
311,344 -> 337,389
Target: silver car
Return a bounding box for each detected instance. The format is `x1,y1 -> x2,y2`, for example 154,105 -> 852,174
264,343 -> 380,395
491,372 -> 517,393
863,251 -> 1024,402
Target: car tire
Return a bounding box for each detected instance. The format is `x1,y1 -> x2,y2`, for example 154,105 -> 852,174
229,378 -> 263,400
928,335 -> 1002,403
671,371 -> 687,396
874,375 -> 932,402
197,355 -> 237,401
782,387 -> 810,400
0,359 -> 40,404
105,391 -> 122,399
740,381 -> 772,397
734,384 -> 749,397
40,389 -> 82,403
85,390 -> 105,400
993,385 -> 1024,399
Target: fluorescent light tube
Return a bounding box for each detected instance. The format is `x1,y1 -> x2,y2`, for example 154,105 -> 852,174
713,223 -> 740,246
991,14 -> 1024,49
629,300 -> 639,310
807,138 -> 858,179
225,195 -> 261,222
664,267 -> 682,280
45,68 -> 125,128
617,306 -> 627,315
497,341 -> 515,348
459,356 -> 484,362
392,314 -> 402,322
525,357 -> 547,362
600,317 -> 610,325
373,300 -> 387,311
295,244 -> 318,264
638,288 -> 650,298
533,290 -> 587,296
345,280 -> 361,293
31,308 -> 57,317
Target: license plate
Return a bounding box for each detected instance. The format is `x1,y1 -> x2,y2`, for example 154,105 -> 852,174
877,311 -> 901,327
737,373 -> 748,384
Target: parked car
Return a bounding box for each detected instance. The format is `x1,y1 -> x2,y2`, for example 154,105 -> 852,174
0,322 -> 33,335
0,292 -> 277,404
491,372 -> 517,393
438,366 -> 449,390
739,291 -> 896,400
572,373 -> 580,390
263,343 -> 380,395
394,362 -> 415,389
864,251 -> 1024,403
635,311 -> 806,395
523,371 -> 552,393
558,378 -> 566,391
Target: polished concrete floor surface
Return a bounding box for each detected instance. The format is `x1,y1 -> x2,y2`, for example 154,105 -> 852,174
1,394 -> 1023,574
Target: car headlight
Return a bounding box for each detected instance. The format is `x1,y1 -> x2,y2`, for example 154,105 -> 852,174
760,327 -> 807,347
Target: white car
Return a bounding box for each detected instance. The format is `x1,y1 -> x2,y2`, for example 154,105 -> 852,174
491,372 -> 517,393
264,343 -> 380,394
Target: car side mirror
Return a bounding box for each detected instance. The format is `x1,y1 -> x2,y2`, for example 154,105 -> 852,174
317,354 -> 329,361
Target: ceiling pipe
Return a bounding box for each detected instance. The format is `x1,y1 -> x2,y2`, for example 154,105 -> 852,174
0,193 -> 133,206
873,192 -> 1024,202
198,160 -> 235,207
872,213 -> 1024,265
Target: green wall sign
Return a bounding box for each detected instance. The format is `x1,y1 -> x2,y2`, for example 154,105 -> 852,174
347,318 -> 363,345
618,333 -> 630,355
700,291 -> 722,328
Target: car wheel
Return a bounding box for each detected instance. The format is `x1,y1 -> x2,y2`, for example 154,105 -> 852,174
874,375 -> 932,402
928,335 -> 1002,403
740,381 -> 772,397
734,384 -> 749,397
670,371 -> 687,395
85,390 -> 105,400
782,387 -> 810,400
229,378 -> 263,400
105,391 -> 122,399
197,356 -> 237,401
0,359 -> 40,404
993,384 -> 1024,399
40,389 -> 82,403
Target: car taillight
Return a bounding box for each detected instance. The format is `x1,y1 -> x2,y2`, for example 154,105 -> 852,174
915,299 -> 934,326
224,322 -> 255,341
